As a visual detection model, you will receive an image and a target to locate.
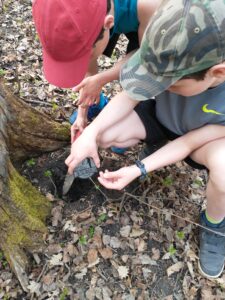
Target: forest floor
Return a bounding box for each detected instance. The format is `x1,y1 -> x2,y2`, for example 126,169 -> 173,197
1,1 -> 225,299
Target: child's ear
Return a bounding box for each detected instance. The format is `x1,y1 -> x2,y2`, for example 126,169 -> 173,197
209,63 -> 225,79
104,15 -> 114,30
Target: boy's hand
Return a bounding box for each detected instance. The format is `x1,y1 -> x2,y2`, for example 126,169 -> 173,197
98,166 -> 140,190
65,129 -> 100,174
73,74 -> 102,106
71,116 -> 88,143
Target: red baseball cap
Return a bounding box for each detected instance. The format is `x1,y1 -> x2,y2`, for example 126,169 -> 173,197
32,0 -> 107,88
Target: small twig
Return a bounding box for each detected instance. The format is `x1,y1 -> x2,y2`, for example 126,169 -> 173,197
1,0 -> 4,12
96,267 -> 108,281
36,261 -> 48,283
119,193 -> 128,215
88,177 -> 108,201
23,99 -> 53,106
49,176 -> 58,198
30,261 -> 48,300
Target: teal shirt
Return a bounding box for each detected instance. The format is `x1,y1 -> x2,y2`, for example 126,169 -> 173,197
112,0 -> 139,35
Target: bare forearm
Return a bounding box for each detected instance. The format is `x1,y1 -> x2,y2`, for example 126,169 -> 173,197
77,105 -> 88,118
142,124 -> 225,172
85,91 -> 138,136
97,51 -> 136,86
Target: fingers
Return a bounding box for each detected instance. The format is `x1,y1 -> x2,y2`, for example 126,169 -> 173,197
71,128 -> 77,144
72,81 -> 85,93
92,152 -> 101,168
98,171 -> 121,190
70,126 -> 79,144
78,98 -> 96,106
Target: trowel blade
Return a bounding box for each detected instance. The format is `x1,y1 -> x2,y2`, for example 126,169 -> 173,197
62,173 -> 75,195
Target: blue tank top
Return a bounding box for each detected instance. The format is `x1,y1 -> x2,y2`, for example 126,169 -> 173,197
112,0 -> 139,35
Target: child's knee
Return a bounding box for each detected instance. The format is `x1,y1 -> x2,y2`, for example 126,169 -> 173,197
208,148 -> 225,171
207,150 -> 225,191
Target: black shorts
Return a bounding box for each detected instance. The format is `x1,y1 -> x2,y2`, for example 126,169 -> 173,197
103,31 -> 139,57
134,100 -> 206,170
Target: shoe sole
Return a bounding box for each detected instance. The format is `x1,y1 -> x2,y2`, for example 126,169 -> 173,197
198,261 -> 224,279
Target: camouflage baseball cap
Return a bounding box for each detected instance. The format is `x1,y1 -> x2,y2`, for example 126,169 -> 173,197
120,0 -> 225,101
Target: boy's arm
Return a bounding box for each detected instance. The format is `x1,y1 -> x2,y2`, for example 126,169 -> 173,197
142,124 -> 225,172
98,124 -> 225,190
65,91 -> 138,173
70,105 -> 88,143
74,51 -> 136,106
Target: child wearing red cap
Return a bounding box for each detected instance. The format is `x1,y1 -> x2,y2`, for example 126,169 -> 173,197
32,0 -> 159,140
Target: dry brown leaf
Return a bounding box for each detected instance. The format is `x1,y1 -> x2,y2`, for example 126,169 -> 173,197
27,281 -> 41,296
49,253 -> 63,266
152,248 -> 160,260
67,244 -> 77,257
63,249 -> 70,264
133,254 -> 157,266
87,249 -> 98,265
189,286 -> 198,299
163,296 -> 173,300
98,248 -> 113,260
187,261 -> 195,279
110,237 -> 121,248
92,234 -> 103,249
120,225 -> 131,238
76,210 -> 91,222
42,274 -> 54,286
135,239 -> 146,252
46,244 -> 62,254
201,287 -> 213,300
45,192 -> 55,201
186,249 -> 198,261
118,266 -> 129,279
51,206 -> 62,227
130,228 -> 145,238
167,262 -> 184,277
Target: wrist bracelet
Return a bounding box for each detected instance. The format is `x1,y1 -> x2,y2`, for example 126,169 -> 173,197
135,160 -> 147,180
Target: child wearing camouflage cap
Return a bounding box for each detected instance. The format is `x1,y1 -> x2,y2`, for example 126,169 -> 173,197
66,0 -> 225,278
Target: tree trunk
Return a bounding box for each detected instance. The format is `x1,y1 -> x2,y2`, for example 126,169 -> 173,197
0,79 -> 70,291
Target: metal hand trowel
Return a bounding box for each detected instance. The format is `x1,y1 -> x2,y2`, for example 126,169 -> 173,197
62,131 -> 97,195
62,158 -> 97,195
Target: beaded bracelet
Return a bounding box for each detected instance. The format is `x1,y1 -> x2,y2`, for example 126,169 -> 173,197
135,160 -> 148,180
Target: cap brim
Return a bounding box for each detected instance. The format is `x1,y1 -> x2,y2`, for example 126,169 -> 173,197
42,49 -> 91,88
120,50 -> 180,101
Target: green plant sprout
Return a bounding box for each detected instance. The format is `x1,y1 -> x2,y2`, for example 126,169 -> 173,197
59,287 -> 69,300
163,176 -> 173,187
52,102 -> 59,111
0,69 -> 5,77
89,225 -> 95,239
79,235 -> 87,245
26,158 -> 36,167
176,231 -> 185,240
97,213 -> 107,224
168,244 -> 177,256
44,170 -> 52,177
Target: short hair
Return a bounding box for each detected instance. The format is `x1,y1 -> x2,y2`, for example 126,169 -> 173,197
181,67 -> 211,81
94,0 -> 112,44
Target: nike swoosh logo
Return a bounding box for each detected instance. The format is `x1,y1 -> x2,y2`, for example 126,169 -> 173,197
202,104 -> 225,116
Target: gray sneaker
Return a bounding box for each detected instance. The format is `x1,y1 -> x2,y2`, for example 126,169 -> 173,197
199,212 -> 225,278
